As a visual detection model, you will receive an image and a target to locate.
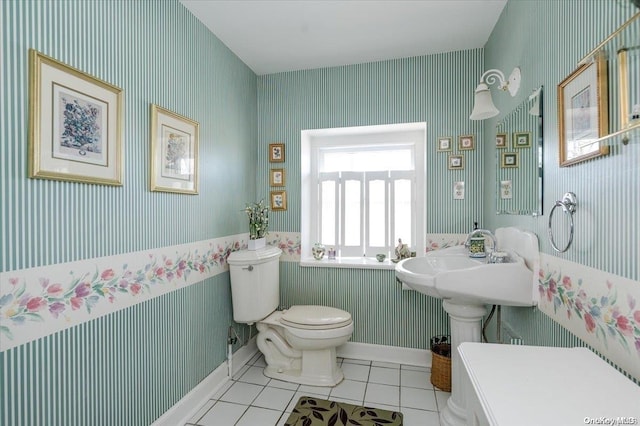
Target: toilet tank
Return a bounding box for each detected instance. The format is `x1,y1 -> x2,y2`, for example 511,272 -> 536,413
227,245 -> 282,324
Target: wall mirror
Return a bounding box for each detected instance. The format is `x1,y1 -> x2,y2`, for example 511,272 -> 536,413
495,86 -> 543,216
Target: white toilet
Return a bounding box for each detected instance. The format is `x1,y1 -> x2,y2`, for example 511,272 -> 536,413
227,246 -> 353,386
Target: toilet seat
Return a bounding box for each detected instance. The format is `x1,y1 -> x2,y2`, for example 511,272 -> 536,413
280,305 -> 352,330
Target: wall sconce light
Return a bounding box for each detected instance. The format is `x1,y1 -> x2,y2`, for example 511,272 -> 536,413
469,67 -> 521,120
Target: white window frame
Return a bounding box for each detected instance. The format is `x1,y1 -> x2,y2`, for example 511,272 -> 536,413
301,123 -> 426,269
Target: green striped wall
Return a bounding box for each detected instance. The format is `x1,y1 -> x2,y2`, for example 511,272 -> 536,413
484,2 -> 640,352
1,0 -> 256,424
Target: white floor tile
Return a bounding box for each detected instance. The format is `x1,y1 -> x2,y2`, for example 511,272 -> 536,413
187,354 -> 448,426
371,361 -> 401,369
364,382 -> 400,406
341,362 -> 370,381
235,406 -> 283,426
232,364 -> 250,380
197,401 -> 247,426
252,387 -> 297,411
400,368 -> 432,389
219,381 -> 264,405
238,365 -> 271,386
400,387 -> 438,411
297,383 -> 331,397
369,366 -> 400,386
211,380 -> 234,399
267,378 -> 300,391
401,406 -> 440,426
187,399 -> 215,424
401,364 -> 430,372
329,379 -> 366,402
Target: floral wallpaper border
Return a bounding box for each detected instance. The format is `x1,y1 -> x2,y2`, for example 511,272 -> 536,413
538,253 -> 640,381
270,233 -> 466,261
0,234 -> 256,352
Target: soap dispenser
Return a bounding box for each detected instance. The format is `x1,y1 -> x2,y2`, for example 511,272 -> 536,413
469,222 -> 486,258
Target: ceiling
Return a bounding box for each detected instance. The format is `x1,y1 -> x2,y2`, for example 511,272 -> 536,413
180,0 -> 508,75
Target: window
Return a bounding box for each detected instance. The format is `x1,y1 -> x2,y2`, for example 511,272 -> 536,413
301,123 -> 425,266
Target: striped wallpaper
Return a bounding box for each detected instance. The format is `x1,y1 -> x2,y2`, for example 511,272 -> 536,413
483,0 -> 640,372
1,0 -> 257,424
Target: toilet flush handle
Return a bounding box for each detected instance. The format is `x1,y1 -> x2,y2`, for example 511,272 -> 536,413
242,265 -> 254,271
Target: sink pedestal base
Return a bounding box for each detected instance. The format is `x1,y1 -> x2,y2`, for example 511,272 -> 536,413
439,300 -> 486,426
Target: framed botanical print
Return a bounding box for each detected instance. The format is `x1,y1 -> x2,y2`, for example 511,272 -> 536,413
269,143 -> 285,162
557,52 -> 609,166
270,190 -> 287,210
495,133 -> 508,148
150,104 -> 199,194
437,137 -> 452,152
448,154 -> 464,170
501,152 -> 519,168
513,132 -> 531,148
270,168 -> 285,186
28,49 -> 124,185
458,134 -> 475,150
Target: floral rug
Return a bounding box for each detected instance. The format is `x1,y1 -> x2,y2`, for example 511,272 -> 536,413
284,396 -> 403,426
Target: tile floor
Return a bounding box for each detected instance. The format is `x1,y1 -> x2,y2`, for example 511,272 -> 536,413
185,352 -> 449,426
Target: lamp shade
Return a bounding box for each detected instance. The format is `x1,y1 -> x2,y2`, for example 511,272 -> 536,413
469,83 -> 499,120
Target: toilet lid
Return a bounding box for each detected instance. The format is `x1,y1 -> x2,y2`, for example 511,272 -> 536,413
280,305 -> 352,330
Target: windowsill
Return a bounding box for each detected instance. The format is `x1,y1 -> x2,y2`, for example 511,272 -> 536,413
300,256 -> 396,270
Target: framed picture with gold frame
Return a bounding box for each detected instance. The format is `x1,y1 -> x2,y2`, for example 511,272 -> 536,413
437,136 -> 452,152
269,143 -> 285,162
270,168 -> 285,186
270,190 -> 287,210
150,104 -> 199,194
28,49 -> 124,185
495,133 -> 508,149
501,152 -> 519,168
458,134 -> 475,150
513,132 -> 531,148
448,154 -> 464,170
557,52 -> 609,166
618,45 -> 640,130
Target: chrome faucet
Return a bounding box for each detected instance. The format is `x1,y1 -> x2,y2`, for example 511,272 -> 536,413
464,229 -> 498,255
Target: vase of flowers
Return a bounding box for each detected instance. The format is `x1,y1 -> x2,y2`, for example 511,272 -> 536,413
244,199 -> 269,250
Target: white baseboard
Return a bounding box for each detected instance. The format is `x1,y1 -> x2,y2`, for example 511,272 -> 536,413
337,342 -> 431,368
152,338 -> 258,426
154,340 -> 428,425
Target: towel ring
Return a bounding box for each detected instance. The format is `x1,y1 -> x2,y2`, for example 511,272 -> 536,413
548,192 -> 577,253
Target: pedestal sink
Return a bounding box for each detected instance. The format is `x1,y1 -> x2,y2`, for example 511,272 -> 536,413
395,227 -> 539,426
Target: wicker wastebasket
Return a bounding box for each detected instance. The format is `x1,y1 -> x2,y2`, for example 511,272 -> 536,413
430,335 -> 451,392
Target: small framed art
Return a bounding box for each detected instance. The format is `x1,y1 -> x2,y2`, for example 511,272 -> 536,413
448,154 -> 464,170
501,152 -> 519,168
458,134 -> 475,150
28,49 -> 124,185
150,104 -> 199,194
270,190 -> 287,210
270,168 -> 285,186
437,137 -> 452,152
513,132 -> 531,148
269,143 -> 285,162
495,133 -> 507,148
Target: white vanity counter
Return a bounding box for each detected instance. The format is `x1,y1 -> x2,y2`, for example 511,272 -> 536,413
459,342 -> 640,426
